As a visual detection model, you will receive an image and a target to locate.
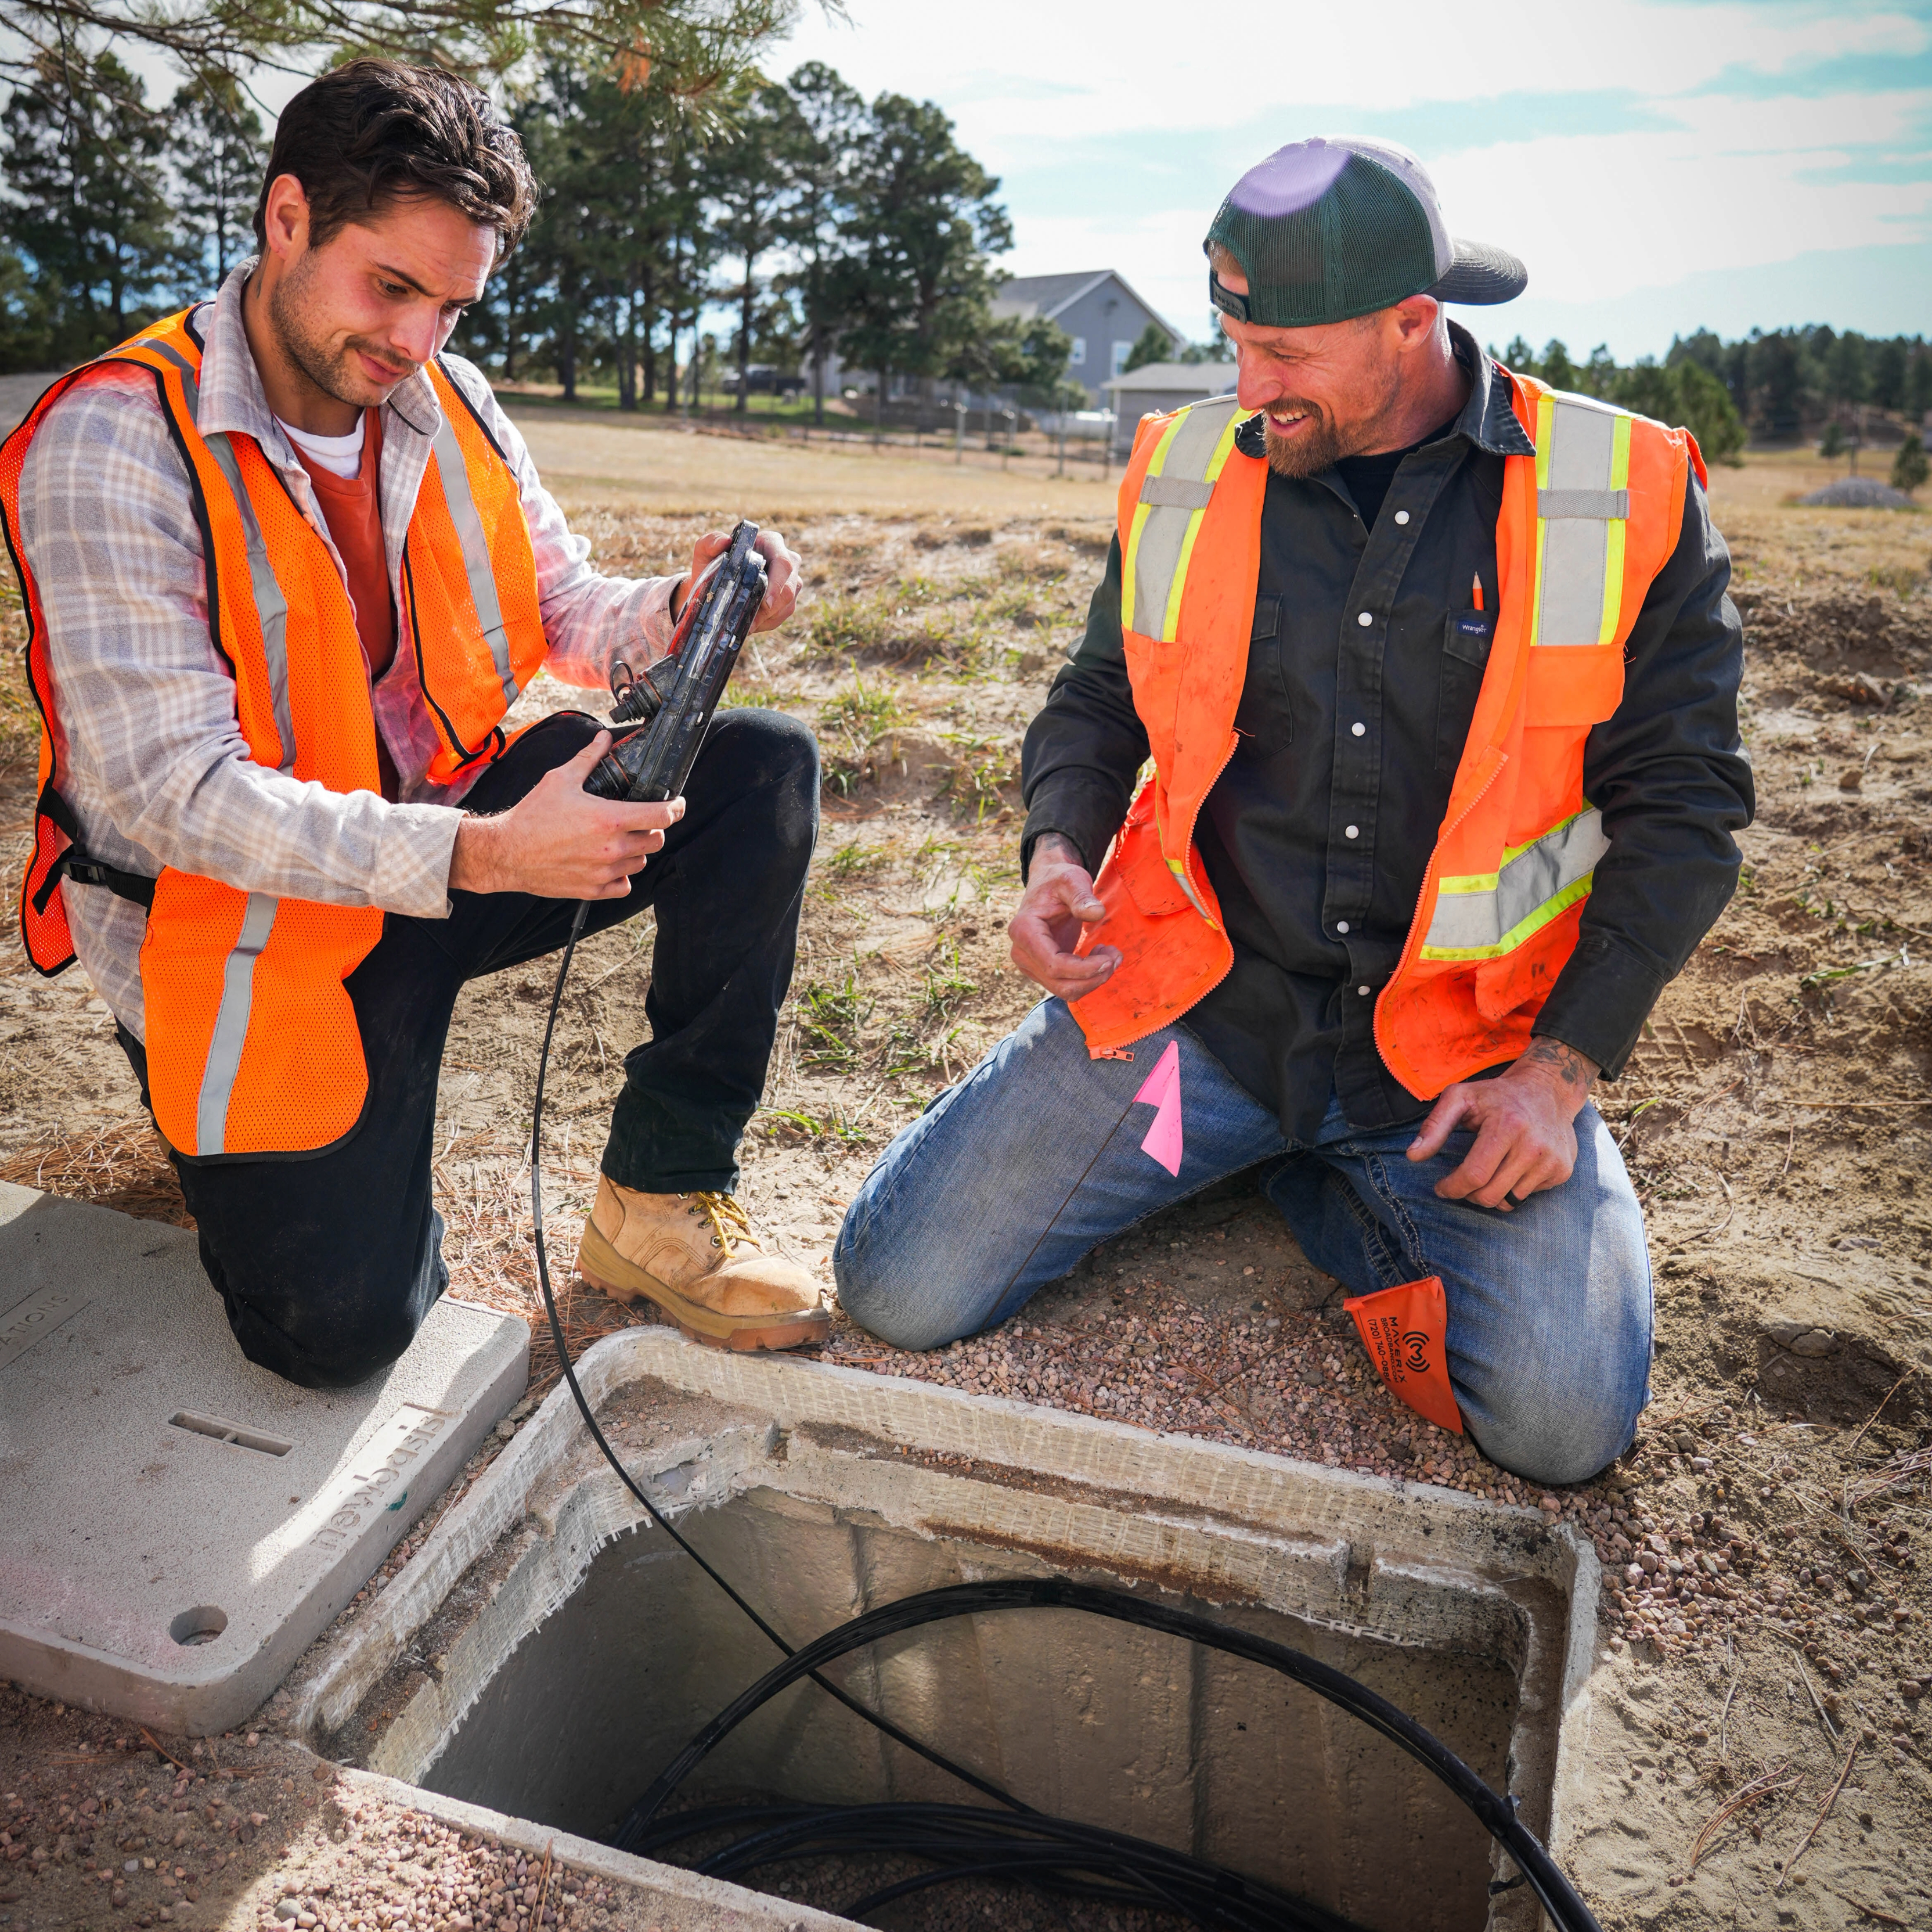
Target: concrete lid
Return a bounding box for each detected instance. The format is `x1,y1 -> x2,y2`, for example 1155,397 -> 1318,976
0,1181 -> 527,1735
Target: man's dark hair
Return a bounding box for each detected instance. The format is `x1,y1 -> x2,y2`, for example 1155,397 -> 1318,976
253,58 -> 536,258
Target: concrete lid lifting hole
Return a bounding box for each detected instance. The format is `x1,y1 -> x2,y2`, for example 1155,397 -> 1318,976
288,1328 -> 1605,1932
0,1181 -> 529,1735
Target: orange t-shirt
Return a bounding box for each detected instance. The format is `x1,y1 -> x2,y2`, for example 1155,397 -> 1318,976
290,408 -> 395,681
289,409 -> 399,797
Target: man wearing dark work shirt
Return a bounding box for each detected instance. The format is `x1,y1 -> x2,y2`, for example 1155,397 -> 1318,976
833,134 -> 1753,1489
1019,324 -> 1750,1147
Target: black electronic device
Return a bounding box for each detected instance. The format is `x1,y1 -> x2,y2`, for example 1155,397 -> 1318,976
584,518 -> 767,803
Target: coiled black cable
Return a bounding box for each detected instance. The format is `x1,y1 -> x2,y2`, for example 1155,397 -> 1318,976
528,902 -> 1602,1932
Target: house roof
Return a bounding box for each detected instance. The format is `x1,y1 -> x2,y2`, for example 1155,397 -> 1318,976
1102,361 -> 1239,394
990,270 -> 1181,346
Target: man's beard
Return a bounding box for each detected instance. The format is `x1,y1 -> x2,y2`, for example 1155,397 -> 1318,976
1262,403 -> 1349,478
267,253 -> 416,409
1261,362 -> 1404,478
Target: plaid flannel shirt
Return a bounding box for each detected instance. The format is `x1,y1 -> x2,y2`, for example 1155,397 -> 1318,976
15,263 -> 679,1039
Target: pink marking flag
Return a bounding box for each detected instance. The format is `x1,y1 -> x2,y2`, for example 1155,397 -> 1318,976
1132,1039 -> 1184,1176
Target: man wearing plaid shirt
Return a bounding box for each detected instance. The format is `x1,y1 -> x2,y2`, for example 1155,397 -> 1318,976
10,61 -> 831,1383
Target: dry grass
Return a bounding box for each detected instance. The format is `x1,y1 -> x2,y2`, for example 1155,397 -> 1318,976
0,1115 -> 190,1225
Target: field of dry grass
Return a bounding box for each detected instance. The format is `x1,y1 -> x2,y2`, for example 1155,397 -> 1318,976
2,410 -> 1930,1928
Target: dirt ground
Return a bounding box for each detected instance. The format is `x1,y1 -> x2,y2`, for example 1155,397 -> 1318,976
2,412 -> 1929,1931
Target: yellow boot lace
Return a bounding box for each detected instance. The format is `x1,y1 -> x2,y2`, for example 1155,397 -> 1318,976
683,1191 -> 762,1256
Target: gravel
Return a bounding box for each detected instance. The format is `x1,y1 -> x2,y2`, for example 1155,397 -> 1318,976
818,1279 -> 1925,1671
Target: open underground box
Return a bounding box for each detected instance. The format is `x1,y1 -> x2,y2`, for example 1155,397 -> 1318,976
287,1329 -> 1605,1932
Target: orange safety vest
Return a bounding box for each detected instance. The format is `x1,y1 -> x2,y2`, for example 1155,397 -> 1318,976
0,307 -> 549,1159
1071,369 -> 1701,1096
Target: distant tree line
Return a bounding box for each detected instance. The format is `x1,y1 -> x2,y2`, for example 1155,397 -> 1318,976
1499,327 -> 1932,463
0,42 -> 1076,422
458,59 -> 1074,419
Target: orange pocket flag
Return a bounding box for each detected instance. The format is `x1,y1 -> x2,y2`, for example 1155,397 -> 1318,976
1343,1276 -> 1464,1435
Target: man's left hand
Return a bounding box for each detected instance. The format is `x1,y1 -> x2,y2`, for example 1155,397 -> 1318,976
1406,1039 -> 1600,1210
672,527 -> 800,633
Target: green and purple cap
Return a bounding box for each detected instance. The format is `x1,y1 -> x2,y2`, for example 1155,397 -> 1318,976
1206,136 -> 1526,329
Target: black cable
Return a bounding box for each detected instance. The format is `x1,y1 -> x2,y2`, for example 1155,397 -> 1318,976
612,1578 -> 1600,1932
528,902 -> 1601,1932
530,902 -> 1032,1816
624,1800 -> 1358,1932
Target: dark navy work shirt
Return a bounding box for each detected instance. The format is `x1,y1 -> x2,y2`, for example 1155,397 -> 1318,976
1020,325 -> 1755,1145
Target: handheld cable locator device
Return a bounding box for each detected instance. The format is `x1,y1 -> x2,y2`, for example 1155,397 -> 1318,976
584,517 -> 768,803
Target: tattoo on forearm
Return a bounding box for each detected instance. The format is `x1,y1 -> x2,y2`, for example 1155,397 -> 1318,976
1033,833 -> 1085,870
1523,1039 -> 1599,1088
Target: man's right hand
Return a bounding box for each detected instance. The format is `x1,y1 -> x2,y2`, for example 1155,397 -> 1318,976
449,731 -> 684,899
1008,833 -> 1121,1001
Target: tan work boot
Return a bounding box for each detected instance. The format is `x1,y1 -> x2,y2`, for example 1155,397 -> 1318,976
575,1175 -> 830,1351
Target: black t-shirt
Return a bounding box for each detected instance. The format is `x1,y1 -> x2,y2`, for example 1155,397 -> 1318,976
1332,411 -> 1461,531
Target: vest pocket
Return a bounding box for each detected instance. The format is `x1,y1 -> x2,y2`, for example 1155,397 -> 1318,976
1436,611 -> 1492,773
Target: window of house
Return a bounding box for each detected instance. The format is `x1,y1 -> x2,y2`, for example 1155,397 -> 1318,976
1111,340 -> 1131,377
1068,336 -> 1086,366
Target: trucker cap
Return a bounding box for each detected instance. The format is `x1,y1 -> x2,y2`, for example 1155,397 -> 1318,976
1205,136 -> 1527,330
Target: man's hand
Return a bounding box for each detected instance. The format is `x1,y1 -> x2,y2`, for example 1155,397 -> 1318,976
1406,1038 -> 1600,1209
1008,834 -> 1121,1001
670,527 -> 800,634
449,731 -> 683,899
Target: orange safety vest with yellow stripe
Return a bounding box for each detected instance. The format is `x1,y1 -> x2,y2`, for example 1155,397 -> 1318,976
1070,368 -> 1701,1096
0,306 -> 549,1159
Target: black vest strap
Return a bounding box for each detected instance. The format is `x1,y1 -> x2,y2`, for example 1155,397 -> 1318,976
32,783 -> 156,913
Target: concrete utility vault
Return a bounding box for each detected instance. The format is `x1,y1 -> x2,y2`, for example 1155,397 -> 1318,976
0,1183 -> 528,1735
294,1330 -> 1605,1932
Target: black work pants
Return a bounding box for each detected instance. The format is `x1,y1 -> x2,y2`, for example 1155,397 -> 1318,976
117,708 -> 818,1389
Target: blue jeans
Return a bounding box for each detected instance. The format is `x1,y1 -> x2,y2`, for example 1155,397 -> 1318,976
834,999 -> 1652,1486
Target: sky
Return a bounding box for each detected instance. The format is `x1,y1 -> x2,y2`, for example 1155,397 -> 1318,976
774,0 -> 1932,360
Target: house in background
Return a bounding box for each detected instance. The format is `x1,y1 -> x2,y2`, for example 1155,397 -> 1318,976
1102,361 -> 1240,457
991,271 -> 1181,406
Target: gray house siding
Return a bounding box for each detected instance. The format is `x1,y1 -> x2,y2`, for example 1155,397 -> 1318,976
991,271 -> 1181,406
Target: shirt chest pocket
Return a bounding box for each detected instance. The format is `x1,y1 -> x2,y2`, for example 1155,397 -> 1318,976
1234,593 -> 1291,743
1435,610 -> 1492,773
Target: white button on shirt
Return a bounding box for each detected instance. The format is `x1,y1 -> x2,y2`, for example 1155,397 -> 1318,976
1345,825 -> 1359,839
1351,722 -> 1365,736
1336,920 -> 1350,934
1356,611 -> 1373,627
1358,985 -> 1372,997
1394,509 -> 1410,525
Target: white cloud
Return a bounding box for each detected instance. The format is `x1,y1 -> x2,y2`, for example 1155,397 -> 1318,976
781,0 -> 1927,140
780,2 -> 1932,350
1435,97 -> 1932,304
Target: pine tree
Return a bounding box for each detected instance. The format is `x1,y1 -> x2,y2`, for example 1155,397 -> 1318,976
1539,340 -> 1576,390
1121,321 -> 1171,374
835,92 -> 1011,427
167,72 -> 267,289
1892,433 -> 1927,497
705,82 -> 796,412
0,48 -> 173,359
776,62 -> 865,425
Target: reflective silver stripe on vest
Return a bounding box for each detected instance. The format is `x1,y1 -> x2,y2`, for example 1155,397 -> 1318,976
1129,395 -> 1243,643
431,410 -> 516,704
196,891 -> 277,1155
202,432 -> 298,774
1535,397 -> 1627,647
1423,808 -> 1609,956
127,336 -> 202,397
1539,487 -> 1628,520
1139,474 -> 1214,509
